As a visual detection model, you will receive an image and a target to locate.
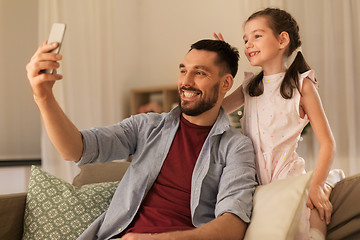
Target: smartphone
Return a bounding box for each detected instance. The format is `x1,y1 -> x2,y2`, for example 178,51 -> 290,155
45,23 -> 66,74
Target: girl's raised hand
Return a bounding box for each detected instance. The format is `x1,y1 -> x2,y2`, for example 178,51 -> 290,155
213,32 -> 225,41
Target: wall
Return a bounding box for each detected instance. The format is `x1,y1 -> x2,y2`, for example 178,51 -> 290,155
135,0 -> 251,91
0,0 -> 39,194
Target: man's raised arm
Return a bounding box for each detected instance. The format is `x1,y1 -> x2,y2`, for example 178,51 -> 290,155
26,42 -> 83,161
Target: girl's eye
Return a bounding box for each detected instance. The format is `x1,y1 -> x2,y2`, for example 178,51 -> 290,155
255,34 -> 262,38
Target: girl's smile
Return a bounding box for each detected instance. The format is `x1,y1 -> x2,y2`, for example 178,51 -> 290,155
243,16 -> 287,75
248,51 -> 260,57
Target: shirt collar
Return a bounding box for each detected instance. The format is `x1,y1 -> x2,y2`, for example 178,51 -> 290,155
167,105 -> 230,135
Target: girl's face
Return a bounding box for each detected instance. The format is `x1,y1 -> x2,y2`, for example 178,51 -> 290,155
243,16 -> 286,74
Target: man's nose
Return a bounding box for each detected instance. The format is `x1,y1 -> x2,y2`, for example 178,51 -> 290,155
181,73 -> 195,86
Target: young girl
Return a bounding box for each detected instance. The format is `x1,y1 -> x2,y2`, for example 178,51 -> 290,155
215,8 -> 343,240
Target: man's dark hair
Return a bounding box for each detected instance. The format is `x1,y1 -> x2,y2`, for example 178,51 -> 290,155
190,39 -> 239,78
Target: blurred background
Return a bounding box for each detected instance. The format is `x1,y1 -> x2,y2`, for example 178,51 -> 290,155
0,0 -> 359,193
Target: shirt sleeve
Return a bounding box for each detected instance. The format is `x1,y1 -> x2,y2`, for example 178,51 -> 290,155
77,116 -> 140,166
215,133 -> 257,223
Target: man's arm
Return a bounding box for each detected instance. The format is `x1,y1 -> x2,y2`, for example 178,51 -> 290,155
119,212 -> 246,240
26,42 -> 83,161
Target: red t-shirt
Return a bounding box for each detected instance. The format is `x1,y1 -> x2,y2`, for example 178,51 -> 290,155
123,115 -> 212,235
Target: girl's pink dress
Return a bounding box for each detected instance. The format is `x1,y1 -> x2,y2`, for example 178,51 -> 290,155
241,70 -> 317,239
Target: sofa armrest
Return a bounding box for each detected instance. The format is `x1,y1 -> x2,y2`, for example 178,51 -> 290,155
0,192 -> 27,240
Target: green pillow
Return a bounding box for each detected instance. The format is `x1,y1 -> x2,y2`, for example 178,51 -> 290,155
23,166 -> 119,240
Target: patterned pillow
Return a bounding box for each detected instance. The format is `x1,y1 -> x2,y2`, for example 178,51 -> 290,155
23,166 -> 119,240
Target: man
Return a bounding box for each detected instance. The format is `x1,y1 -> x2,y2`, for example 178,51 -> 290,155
26,39 -> 257,240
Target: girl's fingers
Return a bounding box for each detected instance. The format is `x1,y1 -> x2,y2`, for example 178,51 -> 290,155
314,200 -> 332,224
306,199 -> 314,209
318,206 -> 325,221
213,32 -> 225,41
218,32 -> 224,41
213,32 -> 220,40
324,202 -> 333,224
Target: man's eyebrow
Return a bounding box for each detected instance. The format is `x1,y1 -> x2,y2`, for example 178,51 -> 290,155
179,64 -> 211,72
243,29 -> 265,40
194,65 -> 211,72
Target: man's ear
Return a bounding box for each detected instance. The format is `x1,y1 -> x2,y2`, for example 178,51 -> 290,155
221,74 -> 234,93
279,31 -> 290,49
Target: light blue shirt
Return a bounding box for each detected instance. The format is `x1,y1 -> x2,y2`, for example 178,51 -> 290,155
77,106 -> 257,240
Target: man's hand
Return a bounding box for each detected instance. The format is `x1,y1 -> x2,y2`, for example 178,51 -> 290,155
26,41 -> 63,101
25,42 -> 83,161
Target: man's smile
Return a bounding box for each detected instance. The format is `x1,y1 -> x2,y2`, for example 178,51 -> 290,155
180,87 -> 201,100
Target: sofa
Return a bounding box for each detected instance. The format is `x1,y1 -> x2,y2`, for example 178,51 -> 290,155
0,161 -> 359,240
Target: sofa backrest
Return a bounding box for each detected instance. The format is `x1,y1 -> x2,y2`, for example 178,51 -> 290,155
72,161 -> 130,187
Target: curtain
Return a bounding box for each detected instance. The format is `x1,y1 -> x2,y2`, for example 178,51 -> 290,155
38,0 -> 139,182
38,0 -> 360,181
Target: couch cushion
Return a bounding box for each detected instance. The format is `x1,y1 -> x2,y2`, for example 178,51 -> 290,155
244,171 -> 313,240
73,160 -> 130,187
22,166 -> 119,240
0,192 -> 26,240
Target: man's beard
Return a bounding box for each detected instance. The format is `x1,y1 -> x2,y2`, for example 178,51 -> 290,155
179,83 -> 219,116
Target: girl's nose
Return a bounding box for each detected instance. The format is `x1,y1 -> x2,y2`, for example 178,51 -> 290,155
245,40 -> 253,49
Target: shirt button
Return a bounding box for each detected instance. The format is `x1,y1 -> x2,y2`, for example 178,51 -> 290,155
118,228 -> 122,232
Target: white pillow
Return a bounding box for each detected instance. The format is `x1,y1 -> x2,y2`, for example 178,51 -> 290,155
244,171 -> 313,240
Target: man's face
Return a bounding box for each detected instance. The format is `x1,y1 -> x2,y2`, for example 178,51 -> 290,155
178,49 -> 223,116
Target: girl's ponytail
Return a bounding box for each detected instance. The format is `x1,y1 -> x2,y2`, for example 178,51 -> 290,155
247,71 -> 264,97
281,51 -> 313,99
